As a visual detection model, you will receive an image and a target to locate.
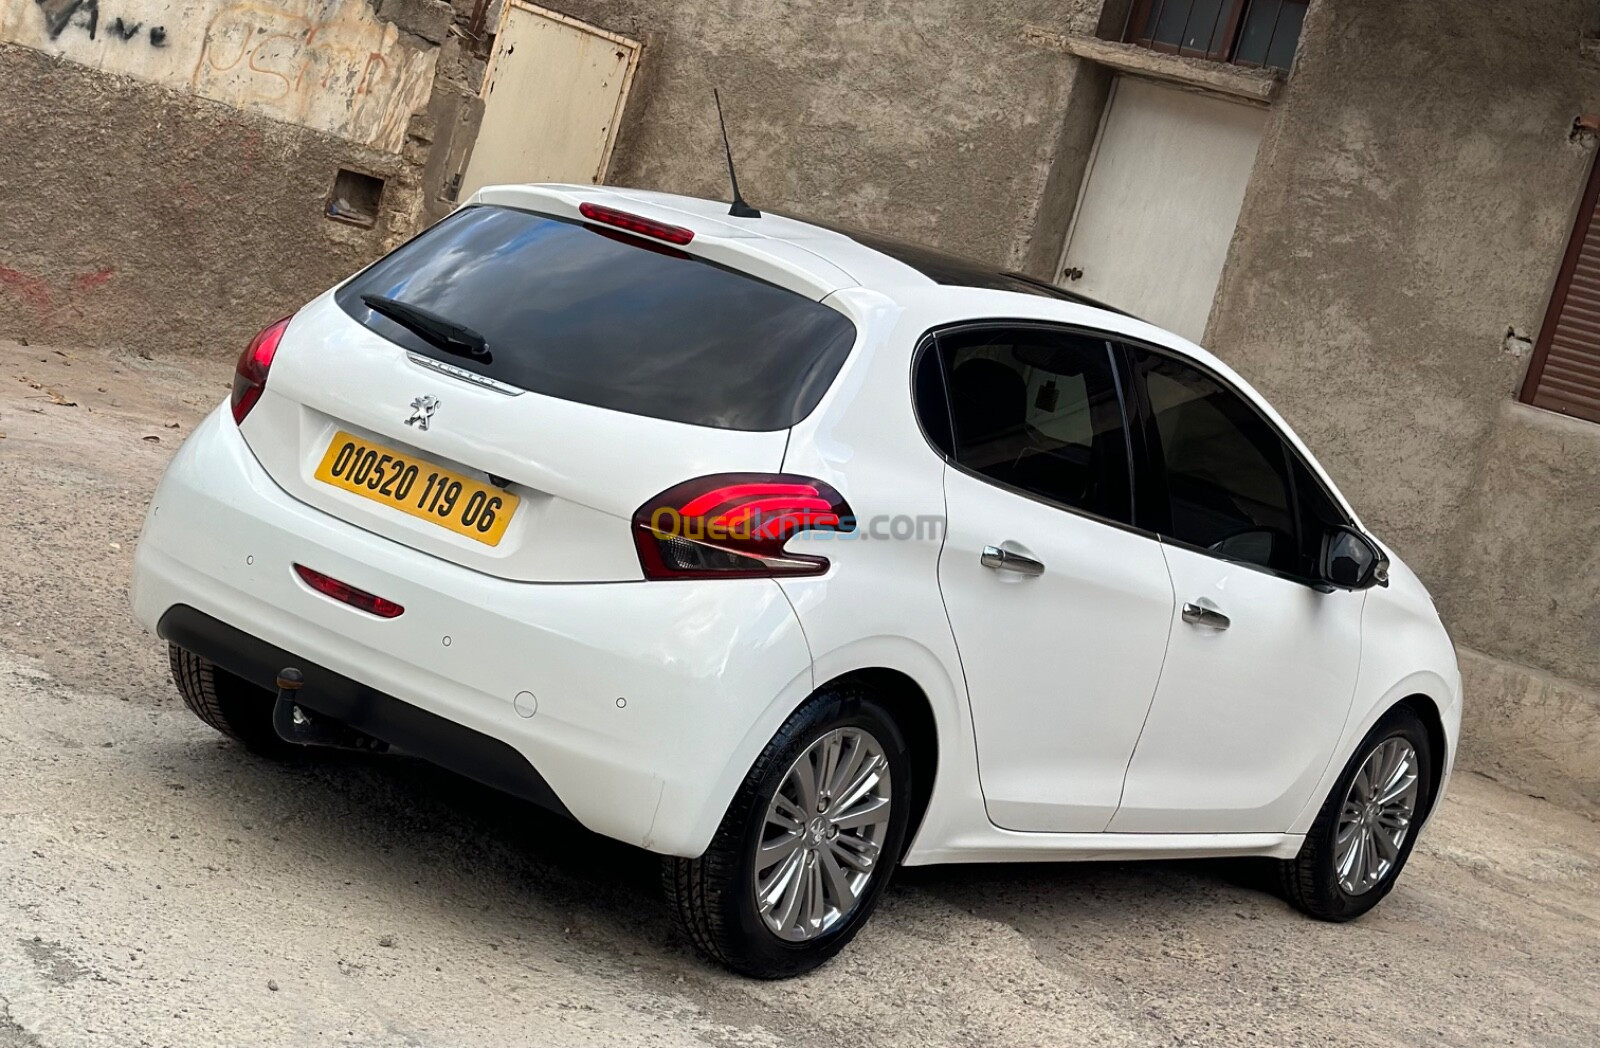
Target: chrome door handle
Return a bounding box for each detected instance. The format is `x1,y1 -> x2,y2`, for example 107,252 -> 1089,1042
1182,602 -> 1230,630
981,545 -> 1045,576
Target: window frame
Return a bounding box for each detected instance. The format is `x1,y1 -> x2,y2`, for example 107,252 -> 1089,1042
909,321 -> 1146,536
1113,337 -> 1354,589
1122,0 -> 1307,71
1518,147 -> 1600,424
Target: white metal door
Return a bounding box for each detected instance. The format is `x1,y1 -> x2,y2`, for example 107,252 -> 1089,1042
1108,546 -> 1365,833
460,4 -> 639,199
939,467 -> 1174,833
1058,77 -> 1267,341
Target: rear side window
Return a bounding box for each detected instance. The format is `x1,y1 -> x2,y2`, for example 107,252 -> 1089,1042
335,206 -> 857,431
935,327 -> 1133,524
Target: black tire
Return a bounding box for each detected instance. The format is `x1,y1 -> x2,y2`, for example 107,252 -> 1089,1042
1279,705 -> 1433,921
168,643 -> 297,759
663,682 -> 912,978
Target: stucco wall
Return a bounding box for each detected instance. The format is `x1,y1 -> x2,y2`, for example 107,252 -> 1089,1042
0,0 -> 488,356
547,0 -> 1109,269
0,41 -> 417,355
1448,402 -> 1600,690
0,0 -> 437,151
1458,646 -> 1600,813
1206,0 -> 1600,680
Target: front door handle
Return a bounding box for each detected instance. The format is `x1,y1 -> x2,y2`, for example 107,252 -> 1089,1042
981,545 -> 1045,576
1182,602 -> 1231,630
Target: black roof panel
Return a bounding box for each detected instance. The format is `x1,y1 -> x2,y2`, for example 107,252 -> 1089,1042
815,223 -> 1133,317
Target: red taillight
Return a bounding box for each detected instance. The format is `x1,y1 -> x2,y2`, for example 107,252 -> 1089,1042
578,202 -> 695,246
294,564 -> 404,618
230,316 -> 291,425
632,474 -> 855,580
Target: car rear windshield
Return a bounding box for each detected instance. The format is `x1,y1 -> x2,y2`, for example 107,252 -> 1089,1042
334,205 -> 858,431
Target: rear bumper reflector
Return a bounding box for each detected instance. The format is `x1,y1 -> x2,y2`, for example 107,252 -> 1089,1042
294,564 -> 405,618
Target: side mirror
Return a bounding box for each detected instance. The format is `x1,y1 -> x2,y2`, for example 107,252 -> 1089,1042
1320,527 -> 1389,590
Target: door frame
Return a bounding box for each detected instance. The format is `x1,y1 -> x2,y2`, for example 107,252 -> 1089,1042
477,2 -> 642,185
1051,74 -> 1268,340
1054,75 -> 1122,286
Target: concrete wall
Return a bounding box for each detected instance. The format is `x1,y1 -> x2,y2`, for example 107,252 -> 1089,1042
0,0 -> 483,355
1207,0 -> 1600,642
549,0 -> 1111,269
1458,647 -> 1600,813
0,41 -> 418,354
1203,0 -> 1600,804
0,0 -> 438,151
1449,402 -> 1600,690
1,0 -> 1120,353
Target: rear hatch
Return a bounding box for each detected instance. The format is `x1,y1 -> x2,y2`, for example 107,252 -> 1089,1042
239,195 -> 860,581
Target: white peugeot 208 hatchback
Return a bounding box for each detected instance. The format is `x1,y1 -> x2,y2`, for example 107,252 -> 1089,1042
133,184 -> 1461,978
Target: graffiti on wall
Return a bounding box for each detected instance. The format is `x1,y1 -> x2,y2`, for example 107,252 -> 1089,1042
28,0 -> 166,45
0,0 -> 435,152
34,0 -> 96,38
191,1 -> 434,153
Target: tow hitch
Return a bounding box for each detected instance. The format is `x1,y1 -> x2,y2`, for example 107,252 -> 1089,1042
272,667 -> 391,753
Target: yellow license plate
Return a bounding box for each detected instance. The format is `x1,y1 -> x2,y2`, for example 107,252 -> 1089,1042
314,431 -> 518,546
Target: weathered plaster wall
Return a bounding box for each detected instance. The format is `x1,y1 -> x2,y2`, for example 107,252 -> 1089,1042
546,0 -> 1109,269
1449,402 -> 1600,690
0,0 -> 438,151
0,41 -> 417,354
1206,0 -> 1600,661
1457,646 -> 1600,813
0,0 -> 484,355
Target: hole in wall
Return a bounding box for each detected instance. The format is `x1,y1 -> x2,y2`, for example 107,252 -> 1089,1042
326,168 -> 385,228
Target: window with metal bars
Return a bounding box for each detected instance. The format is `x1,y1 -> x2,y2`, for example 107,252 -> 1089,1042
1123,0 -> 1308,72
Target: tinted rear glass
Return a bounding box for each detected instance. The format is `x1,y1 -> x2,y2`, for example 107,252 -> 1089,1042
335,206 -> 858,431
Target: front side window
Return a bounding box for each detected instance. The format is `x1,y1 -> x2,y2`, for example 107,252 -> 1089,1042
1290,455 -> 1351,580
934,327 -> 1133,524
1130,347 -> 1299,573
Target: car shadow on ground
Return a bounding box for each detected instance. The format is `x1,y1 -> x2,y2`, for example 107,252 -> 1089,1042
162,737 -> 670,934
162,735 -> 1293,972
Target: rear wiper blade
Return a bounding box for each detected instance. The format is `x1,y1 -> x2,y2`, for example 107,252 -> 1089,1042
362,294 -> 490,361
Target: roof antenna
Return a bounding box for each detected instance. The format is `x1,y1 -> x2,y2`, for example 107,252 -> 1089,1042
714,88 -> 761,219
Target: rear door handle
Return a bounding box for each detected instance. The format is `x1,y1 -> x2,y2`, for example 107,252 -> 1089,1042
981,545 -> 1045,576
1182,602 -> 1230,630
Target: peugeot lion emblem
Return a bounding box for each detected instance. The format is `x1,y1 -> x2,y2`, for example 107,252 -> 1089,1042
405,395 -> 439,430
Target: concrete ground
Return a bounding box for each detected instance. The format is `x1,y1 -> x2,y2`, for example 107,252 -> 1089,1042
1,338 -> 1597,1048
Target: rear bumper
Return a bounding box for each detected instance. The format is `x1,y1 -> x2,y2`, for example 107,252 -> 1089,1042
159,604 -> 572,817
132,405 -> 816,856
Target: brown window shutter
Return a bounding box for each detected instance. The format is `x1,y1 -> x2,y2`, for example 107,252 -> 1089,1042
1522,151 -> 1600,424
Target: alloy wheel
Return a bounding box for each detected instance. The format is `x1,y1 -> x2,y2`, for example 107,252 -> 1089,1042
1335,736 -> 1420,895
752,727 -> 892,941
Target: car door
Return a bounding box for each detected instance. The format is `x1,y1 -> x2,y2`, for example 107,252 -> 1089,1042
925,324 -> 1175,833
1108,344 -> 1366,834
